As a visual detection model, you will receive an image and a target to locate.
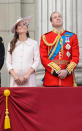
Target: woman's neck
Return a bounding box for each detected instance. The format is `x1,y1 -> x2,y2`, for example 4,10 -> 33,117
18,33 -> 27,42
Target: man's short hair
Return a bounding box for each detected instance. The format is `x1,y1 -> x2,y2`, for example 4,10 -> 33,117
50,11 -> 62,22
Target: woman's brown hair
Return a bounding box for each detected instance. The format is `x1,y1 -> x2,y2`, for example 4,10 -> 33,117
9,25 -> 30,54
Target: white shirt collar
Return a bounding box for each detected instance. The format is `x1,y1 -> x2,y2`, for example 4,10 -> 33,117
17,38 -> 31,45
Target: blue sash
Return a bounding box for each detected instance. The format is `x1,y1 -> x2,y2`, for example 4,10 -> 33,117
48,32 -> 74,60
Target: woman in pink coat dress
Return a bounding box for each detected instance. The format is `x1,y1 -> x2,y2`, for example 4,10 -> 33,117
6,17 -> 40,87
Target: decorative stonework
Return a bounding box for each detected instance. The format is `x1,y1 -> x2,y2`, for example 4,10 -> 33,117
75,67 -> 82,86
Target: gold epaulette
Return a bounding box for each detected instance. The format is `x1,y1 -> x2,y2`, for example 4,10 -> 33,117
67,62 -> 77,73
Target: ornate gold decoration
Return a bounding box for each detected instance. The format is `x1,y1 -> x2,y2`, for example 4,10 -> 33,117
67,62 -> 77,73
48,62 -> 61,73
42,34 -> 61,46
4,89 -> 11,129
53,28 -> 64,34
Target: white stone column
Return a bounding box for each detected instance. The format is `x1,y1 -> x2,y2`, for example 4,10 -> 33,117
62,0 -> 66,28
72,0 -> 77,33
76,0 -> 82,84
77,0 -> 82,58
41,0 -> 48,34
66,0 -> 73,31
47,0 -> 53,31
37,0 -> 42,42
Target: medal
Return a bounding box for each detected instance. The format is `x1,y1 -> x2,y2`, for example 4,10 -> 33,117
65,36 -> 70,43
66,51 -> 71,57
65,44 -> 71,50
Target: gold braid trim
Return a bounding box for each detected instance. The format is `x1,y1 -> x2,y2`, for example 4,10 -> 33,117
67,62 -> 77,73
48,62 -> 61,73
48,46 -> 53,56
48,37 -> 63,59
60,38 -> 63,56
53,28 -> 64,34
42,34 -> 61,46
43,34 -> 64,59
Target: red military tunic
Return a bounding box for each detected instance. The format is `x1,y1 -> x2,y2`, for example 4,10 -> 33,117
40,30 -> 79,87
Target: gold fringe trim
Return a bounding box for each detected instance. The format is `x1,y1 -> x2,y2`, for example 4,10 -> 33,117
4,89 -> 11,129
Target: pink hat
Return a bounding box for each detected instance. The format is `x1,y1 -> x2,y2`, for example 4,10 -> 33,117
11,16 -> 32,33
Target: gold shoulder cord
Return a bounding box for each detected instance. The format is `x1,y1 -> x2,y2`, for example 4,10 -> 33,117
48,37 -> 63,59
42,34 -> 61,46
60,38 -> 63,56
42,34 -> 64,58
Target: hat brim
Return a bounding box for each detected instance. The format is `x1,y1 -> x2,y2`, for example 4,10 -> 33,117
11,16 -> 32,33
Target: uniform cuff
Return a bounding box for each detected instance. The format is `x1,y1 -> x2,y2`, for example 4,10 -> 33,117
48,62 -> 61,73
31,65 -> 38,72
8,67 -> 13,73
66,62 -> 77,74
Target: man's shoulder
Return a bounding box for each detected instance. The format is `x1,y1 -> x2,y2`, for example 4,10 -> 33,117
28,38 -> 37,43
42,31 -> 53,37
65,30 -> 76,36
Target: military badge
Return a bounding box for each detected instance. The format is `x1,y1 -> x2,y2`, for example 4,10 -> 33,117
65,44 -> 71,50
65,37 -> 70,43
66,51 -> 71,57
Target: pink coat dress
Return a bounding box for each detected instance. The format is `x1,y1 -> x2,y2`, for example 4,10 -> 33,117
6,38 -> 40,87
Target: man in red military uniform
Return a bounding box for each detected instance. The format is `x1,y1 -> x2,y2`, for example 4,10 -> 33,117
40,11 -> 79,87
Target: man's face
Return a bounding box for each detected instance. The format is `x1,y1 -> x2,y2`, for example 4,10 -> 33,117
51,13 -> 63,28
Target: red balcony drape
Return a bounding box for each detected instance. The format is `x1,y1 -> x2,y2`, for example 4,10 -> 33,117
0,87 -> 82,131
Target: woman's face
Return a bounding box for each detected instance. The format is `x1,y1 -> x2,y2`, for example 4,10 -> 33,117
16,21 -> 28,34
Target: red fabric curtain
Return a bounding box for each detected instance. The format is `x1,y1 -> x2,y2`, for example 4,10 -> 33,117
0,87 -> 82,131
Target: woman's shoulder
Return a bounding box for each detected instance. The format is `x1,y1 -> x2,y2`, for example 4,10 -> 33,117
27,38 -> 38,45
